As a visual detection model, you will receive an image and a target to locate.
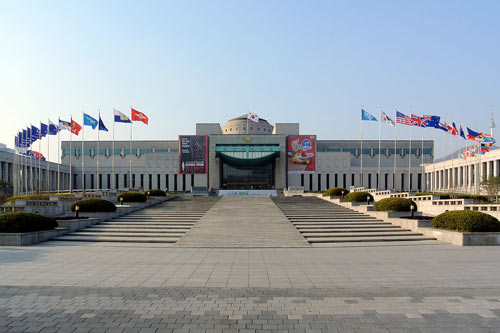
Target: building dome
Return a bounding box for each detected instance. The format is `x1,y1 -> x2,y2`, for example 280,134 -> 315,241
221,115 -> 274,134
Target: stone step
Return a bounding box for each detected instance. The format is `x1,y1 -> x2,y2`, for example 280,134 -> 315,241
294,225 -> 396,229
53,235 -> 178,243
307,236 -> 436,243
85,228 -> 190,233
292,221 -> 389,225
298,228 -> 410,233
302,231 -> 420,237
66,232 -> 184,238
89,225 -> 192,229
100,222 -> 195,225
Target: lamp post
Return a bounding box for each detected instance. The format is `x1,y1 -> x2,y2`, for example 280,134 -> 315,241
341,190 -> 345,199
120,197 -> 124,206
75,205 -> 79,218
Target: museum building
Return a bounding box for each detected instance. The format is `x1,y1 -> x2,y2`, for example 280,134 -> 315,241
58,115 -> 434,194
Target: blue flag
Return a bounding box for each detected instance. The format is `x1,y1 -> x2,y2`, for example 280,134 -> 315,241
98,116 -> 108,132
48,120 -> 58,135
40,123 -> 48,137
361,109 -> 377,121
83,113 -> 98,129
31,125 -> 40,142
422,115 -> 440,128
22,129 -> 27,147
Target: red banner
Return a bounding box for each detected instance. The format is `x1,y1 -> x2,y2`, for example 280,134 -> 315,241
287,135 -> 316,174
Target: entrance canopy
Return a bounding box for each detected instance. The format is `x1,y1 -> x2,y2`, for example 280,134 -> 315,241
215,145 -> 280,165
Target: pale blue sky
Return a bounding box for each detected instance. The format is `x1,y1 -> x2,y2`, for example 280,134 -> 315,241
1,0 -> 499,160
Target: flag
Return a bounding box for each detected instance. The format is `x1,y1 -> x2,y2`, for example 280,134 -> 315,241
248,112 -> 259,123
467,127 -> 482,141
410,114 -> 427,127
396,111 -> 415,125
98,115 -> 108,132
48,120 -> 58,135
422,115 -> 440,128
31,125 -> 40,142
22,129 -> 27,147
131,108 -> 148,124
26,128 -> 32,146
83,113 -> 98,129
71,119 -> 82,135
114,109 -> 131,123
451,122 -> 458,136
436,121 -> 452,132
381,111 -> 395,126
459,125 -> 467,140
480,144 -> 490,153
59,119 -> 71,131
40,123 -> 48,137
361,109 -> 377,121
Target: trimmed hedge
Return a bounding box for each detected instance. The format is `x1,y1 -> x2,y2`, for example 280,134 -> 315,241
4,193 -> 75,205
432,210 -> 500,232
144,189 -> 166,197
0,212 -> 58,233
373,198 -> 412,212
324,187 -> 349,197
70,198 -> 116,212
343,191 -> 373,203
117,192 -> 147,203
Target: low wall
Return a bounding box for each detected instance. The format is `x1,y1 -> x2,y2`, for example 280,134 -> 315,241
0,228 -> 67,246
56,218 -> 100,232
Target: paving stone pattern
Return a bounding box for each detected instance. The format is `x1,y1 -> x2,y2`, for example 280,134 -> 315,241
273,197 -> 436,245
1,286 -> 500,332
175,197 -> 310,248
54,197 -> 219,244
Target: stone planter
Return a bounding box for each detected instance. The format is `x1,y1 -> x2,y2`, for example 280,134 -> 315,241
56,218 -> 100,232
0,228 -> 67,246
418,228 -> 500,246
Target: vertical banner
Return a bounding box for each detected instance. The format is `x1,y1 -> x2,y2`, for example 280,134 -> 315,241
179,135 -> 208,174
287,135 -> 316,174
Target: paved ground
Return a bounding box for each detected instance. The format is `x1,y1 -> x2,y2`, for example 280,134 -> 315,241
175,197 -> 309,248
1,196 -> 500,331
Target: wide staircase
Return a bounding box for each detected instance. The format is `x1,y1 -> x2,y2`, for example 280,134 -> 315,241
54,197 -> 219,244
272,197 -> 436,245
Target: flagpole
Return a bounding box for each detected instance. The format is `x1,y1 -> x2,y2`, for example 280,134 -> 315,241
38,122 -> 41,193
394,110 -> 397,191
408,120 -> 412,192
69,117 -> 73,193
378,108 -> 382,190
47,120 -> 50,192
97,110 -> 100,191
112,109 -> 115,190
57,119 -> 60,193
432,128 -> 435,191
129,108 -> 133,189
30,126 -> 33,194
82,112 -> 85,193
360,107 -> 363,188
421,125 -> 424,191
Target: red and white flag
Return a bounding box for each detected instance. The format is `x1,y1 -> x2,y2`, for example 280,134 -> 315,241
247,112 -> 259,123
70,119 -> 82,135
131,108 -> 148,125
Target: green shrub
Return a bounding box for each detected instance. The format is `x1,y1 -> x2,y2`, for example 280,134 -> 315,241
343,191 -> 373,203
432,210 -> 500,232
373,198 -> 413,212
70,198 -> 116,212
4,193 -> 75,205
144,189 -> 166,197
117,192 -> 147,203
0,212 -> 58,233
324,187 -> 349,197
415,192 -> 488,202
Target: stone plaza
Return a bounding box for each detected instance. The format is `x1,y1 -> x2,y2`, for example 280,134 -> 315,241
1,196 -> 500,332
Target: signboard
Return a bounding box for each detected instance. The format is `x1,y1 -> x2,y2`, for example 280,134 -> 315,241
287,135 -> 316,174
179,135 -> 208,174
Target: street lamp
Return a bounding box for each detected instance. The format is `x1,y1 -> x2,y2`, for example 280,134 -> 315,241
120,197 -> 124,206
75,205 -> 79,218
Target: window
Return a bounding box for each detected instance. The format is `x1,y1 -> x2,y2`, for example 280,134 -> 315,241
191,174 -> 194,188
132,174 -> 136,188
309,174 -> 313,191
174,174 -> 178,191
326,174 -> 330,189
124,174 -> 128,188
368,174 -> 371,188
165,174 -> 169,191
318,174 -> 321,191
148,174 -> 152,190
140,174 -> 144,188
157,174 -> 161,189
182,174 -> 186,191
115,174 -> 119,189
335,174 -> 338,187
343,174 -> 346,188
351,174 -> 355,187
301,174 -> 304,187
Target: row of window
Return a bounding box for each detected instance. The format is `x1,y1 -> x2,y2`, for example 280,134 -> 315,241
62,148 -> 178,157
224,127 -> 272,133
73,173 -> 194,192
317,147 -> 433,155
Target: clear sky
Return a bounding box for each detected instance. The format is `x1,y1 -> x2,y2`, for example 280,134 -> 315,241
1,0 -> 499,161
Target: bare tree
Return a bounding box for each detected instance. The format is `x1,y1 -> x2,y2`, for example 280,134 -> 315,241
480,176 -> 500,202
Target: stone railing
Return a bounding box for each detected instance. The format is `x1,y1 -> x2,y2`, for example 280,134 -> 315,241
390,192 -> 410,198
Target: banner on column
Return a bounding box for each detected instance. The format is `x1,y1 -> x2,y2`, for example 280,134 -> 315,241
287,135 -> 316,174
179,135 -> 208,174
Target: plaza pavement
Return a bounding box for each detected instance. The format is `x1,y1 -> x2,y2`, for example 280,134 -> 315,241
1,197 -> 500,332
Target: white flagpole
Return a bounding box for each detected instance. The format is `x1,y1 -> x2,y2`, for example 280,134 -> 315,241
38,123 -> 41,193
408,121 -> 412,192
82,112 -> 85,193
421,125 -> 424,191
112,109 -> 115,190
30,127 -> 33,194
378,108 -> 382,190
129,108 -> 133,189
394,110 -> 397,191
97,110 -> 100,191
47,120 -> 50,192
360,107 -> 363,188
432,128 -> 435,191
69,117 -> 73,193
57,119 -> 60,193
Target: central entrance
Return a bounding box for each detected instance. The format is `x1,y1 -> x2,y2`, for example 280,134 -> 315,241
215,145 -> 280,190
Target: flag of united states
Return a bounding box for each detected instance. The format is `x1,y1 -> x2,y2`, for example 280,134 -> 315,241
396,111 -> 415,126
